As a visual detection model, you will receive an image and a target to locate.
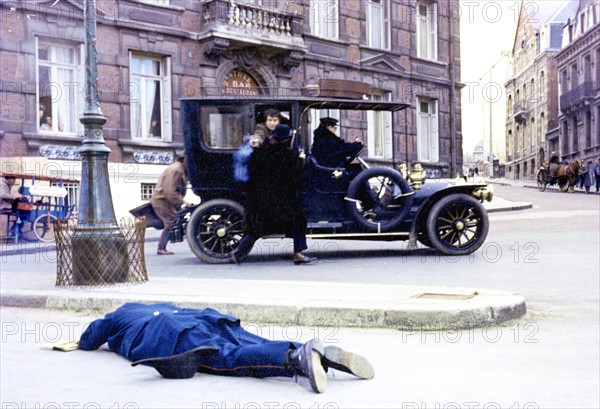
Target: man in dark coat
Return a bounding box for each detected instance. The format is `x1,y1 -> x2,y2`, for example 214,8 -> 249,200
311,117 -> 363,168
235,124 -> 316,265
78,302 -> 374,393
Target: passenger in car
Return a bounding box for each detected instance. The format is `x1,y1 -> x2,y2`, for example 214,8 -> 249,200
253,108 -> 281,145
311,117 -> 363,168
234,124 -> 316,265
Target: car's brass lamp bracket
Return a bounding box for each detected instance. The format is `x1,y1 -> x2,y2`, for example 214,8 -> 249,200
472,185 -> 494,202
409,163 -> 427,190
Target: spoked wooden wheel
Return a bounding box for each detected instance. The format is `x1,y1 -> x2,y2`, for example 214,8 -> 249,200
426,193 -> 489,255
33,213 -> 57,242
186,199 -> 248,264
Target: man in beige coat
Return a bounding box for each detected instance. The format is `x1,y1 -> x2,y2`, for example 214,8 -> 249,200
150,157 -> 189,255
1,176 -> 22,240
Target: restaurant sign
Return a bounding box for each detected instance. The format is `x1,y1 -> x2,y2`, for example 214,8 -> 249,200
222,70 -> 260,96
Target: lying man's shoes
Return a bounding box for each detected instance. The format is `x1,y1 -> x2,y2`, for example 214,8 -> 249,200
321,345 -> 375,380
131,346 -> 218,379
287,340 -> 327,393
157,249 -> 174,255
293,253 -> 317,265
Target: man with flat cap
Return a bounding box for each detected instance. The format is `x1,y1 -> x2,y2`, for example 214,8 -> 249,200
78,302 -> 374,393
311,117 -> 364,168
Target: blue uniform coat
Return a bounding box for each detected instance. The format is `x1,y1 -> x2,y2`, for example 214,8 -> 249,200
78,303 -> 300,378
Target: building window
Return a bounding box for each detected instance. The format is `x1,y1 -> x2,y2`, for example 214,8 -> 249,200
416,97 -> 439,163
137,0 -> 169,5
36,39 -> 83,134
130,53 -> 172,141
141,183 -> 157,201
539,71 -> 545,96
585,109 -> 592,148
560,70 -> 568,93
367,92 -> 393,159
310,0 -> 339,40
366,0 -> 390,50
597,49 -> 600,85
416,2 -> 437,60
571,117 -> 578,153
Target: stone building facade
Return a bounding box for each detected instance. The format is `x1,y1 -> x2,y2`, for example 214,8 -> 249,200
0,0 -> 462,217
504,0 -> 579,180
555,0 -> 600,169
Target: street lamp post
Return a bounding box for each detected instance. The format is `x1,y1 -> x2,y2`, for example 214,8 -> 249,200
479,52 -> 510,178
71,0 -> 128,284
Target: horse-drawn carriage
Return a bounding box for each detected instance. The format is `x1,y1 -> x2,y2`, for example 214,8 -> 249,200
161,95 -> 494,264
536,159 -> 581,192
1,173 -> 76,243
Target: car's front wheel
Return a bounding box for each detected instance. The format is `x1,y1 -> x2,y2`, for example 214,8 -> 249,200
425,193 -> 489,255
186,199 -> 249,264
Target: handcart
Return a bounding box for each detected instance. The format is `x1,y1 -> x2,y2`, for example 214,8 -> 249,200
2,173 -> 77,243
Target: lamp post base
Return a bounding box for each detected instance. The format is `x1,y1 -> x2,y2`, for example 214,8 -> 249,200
71,226 -> 129,285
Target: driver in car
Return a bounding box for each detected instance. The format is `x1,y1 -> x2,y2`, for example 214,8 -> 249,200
311,117 -> 363,169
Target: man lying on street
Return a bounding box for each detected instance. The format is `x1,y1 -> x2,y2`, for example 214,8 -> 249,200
78,302 -> 374,393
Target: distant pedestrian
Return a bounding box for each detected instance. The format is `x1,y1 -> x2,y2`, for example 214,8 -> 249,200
580,161 -> 593,194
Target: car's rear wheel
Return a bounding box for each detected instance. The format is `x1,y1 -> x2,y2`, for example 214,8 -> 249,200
186,199 -> 250,264
426,193 -> 489,255
345,167 -> 414,232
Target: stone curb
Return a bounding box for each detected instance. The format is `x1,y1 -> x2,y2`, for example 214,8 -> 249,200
0,291 -> 527,330
485,203 -> 532,213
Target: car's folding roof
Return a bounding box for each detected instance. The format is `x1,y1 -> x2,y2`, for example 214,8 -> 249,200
181,96 -> 411,111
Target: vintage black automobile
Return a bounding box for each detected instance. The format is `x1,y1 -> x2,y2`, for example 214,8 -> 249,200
171,96 -> 493,263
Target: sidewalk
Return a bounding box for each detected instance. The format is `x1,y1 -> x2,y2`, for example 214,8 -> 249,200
477,175 -> 600,195
1,195 -> 530,330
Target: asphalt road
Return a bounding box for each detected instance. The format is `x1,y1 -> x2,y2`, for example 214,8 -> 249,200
1,184 -> 599,408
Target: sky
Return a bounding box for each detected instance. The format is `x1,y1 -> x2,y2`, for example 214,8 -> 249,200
460,0 -> 522,156
459,0 -> 579,159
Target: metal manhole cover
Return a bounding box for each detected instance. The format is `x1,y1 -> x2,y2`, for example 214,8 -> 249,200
416,293 -> 476,300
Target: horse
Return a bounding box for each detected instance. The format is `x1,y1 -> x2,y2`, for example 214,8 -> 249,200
548,159 -> 582,192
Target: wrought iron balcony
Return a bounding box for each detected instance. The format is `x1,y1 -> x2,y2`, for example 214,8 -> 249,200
513,102 -> 528,124
201,0 -> 305,60
560,81 -> 594,115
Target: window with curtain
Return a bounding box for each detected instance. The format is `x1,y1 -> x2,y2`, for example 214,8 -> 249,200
37,40 -> 83,134
416,97 -> 439,162
416,2 -> 437,60
130,54 -> 172,141
310,0 -> 339,40
366,0 -> 390,50
367,92 -> 393,159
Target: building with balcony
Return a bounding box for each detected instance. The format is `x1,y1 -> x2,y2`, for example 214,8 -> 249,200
505,0 -> 578,180
555,0 -> 600,168
1,0 -> 463,217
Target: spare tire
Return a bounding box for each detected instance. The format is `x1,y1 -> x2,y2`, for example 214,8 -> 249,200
344,167 -> 414,232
